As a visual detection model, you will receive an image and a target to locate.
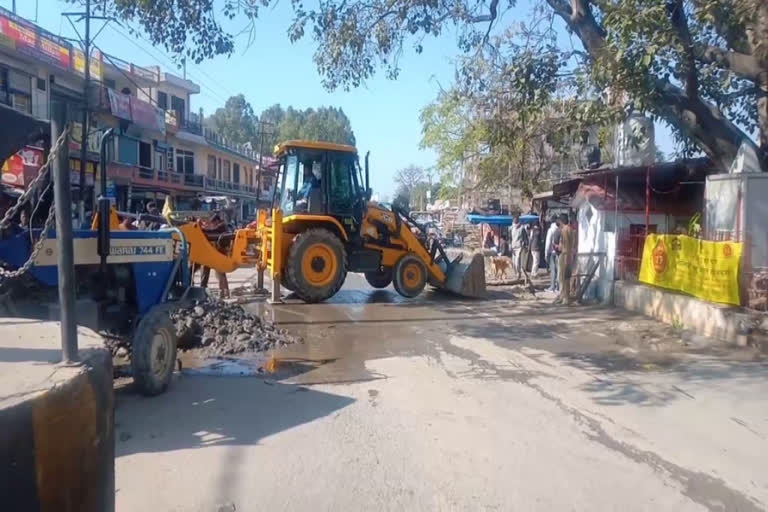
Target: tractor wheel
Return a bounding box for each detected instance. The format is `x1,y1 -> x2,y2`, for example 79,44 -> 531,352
131,307 -> 177,396
364,269 -> 392,289
286,228 -> 347,303
393,254 -> 428,298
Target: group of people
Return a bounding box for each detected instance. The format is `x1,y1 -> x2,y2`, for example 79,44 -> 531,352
484,212 -> 577,304
488,216 -> 543,281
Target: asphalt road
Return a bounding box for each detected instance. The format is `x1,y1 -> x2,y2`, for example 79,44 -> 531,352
114,271 -> 768,511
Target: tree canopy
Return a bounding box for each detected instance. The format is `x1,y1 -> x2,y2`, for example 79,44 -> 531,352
203,98 -> 356,155
205,94 -> 257,147
86,0 -> 768,171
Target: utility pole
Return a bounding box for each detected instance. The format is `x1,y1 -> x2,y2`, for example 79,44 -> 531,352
52,102 -> 78,362
77,0 -> 91,225
255,121 -> 274,207
12,0 -> 16,14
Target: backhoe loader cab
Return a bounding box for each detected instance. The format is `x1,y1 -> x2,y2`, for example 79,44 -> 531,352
277,140 -> 368,229
264,140 -> 485,303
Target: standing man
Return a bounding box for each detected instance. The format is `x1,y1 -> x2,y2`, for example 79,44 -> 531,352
497,233 -> 509,257
529,221 -> 542,277
545,216 -> 560,292
556,213 -> 576,304
509,215 -> 528,280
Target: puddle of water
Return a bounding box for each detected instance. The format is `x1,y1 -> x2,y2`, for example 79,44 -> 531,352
182,357 -> 267,377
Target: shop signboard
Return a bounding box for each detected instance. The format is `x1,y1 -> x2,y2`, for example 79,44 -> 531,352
0,8 -> 70,72
1,146 -> 43,187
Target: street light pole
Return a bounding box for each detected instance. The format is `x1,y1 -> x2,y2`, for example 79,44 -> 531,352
78,0 -> 91,226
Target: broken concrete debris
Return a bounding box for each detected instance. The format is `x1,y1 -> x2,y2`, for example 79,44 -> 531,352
171,300 -> 300,356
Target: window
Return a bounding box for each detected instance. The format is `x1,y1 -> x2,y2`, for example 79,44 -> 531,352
104,78 -> 116,90
207,155 -> 216,178
155,149 -> 166,171
1,68 -> 32,114
217,158 -> 222,180
223,160 -> 231,182
157,91 -> 168,110
171,95 -> 185,125
117,137 -> 138,165
139,141 -> 152,169
262,177 -> 272,193
167,147 -> 174,171
328,155 -> 356,213
175,149 -> 194,174
233,163 -> 240,184
280,155 -> 298,214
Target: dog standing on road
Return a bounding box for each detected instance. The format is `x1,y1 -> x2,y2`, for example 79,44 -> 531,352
491,256 -> 512,280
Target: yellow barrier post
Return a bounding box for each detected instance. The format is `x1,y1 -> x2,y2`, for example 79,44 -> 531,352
268,208 -> 283,304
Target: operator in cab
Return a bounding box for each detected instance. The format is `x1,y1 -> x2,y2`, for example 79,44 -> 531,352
295,160 -> 322,213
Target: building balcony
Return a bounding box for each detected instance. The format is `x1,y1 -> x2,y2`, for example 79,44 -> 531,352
107,162 -> 203,193
203,176 -> 260,198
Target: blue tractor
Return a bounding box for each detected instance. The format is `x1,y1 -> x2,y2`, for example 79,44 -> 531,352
0,107 -> 199,396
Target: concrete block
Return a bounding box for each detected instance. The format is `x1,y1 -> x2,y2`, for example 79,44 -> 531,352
0,319 -> 114,512
614,281 -> 743,344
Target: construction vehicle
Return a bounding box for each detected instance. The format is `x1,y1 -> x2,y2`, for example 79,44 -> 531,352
0,127 -> 203,397
250,140 -> 485,303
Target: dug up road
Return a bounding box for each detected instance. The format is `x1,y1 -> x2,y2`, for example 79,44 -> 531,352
115,271 -> 768,512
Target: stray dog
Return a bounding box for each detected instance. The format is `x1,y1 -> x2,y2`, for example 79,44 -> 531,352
491,256 -> 512,280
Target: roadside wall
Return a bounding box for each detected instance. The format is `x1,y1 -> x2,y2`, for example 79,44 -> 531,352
0,344 -> 114,512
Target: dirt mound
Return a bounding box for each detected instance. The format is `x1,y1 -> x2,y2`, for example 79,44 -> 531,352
171,300 -> 300,356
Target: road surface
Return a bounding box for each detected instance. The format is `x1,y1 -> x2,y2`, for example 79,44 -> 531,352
115,271 -> 768,511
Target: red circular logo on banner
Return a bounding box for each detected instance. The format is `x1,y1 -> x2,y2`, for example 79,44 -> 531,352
652,239 -> 668,274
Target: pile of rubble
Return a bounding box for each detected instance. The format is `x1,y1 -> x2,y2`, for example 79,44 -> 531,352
171,300 -> 300,356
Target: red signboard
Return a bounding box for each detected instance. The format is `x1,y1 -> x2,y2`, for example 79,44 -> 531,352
0,15 -> 36,52
2,146 -> 43,187
0,7 -> 79,73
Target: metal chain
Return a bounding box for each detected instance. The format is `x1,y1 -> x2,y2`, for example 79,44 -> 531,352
0,125 -> 70,231
0,125 -> 70,279
0,199 -> 57,278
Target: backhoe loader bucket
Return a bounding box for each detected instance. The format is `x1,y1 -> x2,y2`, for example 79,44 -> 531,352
442,252 -> 486,298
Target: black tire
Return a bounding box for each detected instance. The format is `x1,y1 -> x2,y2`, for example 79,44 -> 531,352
393,254 -> 428,298
364,269 -> 393,289
282,269 -> 296,292
131,307 -> 177,396
286,228 -> 347,303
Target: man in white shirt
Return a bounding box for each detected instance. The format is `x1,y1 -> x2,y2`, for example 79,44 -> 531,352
544,216 -> 560,292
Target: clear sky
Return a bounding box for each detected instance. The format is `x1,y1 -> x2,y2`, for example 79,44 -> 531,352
11,0 -> 676,198
12,0 -> 463,199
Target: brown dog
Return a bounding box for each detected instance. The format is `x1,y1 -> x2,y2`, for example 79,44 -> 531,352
491,256 -> 511,280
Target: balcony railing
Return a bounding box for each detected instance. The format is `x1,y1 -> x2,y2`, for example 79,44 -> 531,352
185,174 -> 204,187
203,177 -> 259,197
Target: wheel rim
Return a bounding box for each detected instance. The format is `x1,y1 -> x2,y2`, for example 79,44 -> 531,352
402,262 -> 423,289
151,330 -> 172,379
301,243 -> 337,287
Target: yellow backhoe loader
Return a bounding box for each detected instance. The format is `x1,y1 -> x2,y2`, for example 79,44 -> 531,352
252,140 -> 485,303
93,140 -> 485,303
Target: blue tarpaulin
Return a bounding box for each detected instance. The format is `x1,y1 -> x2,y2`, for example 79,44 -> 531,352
467,214 -> 539,226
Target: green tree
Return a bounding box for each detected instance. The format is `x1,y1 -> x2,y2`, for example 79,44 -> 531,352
85,0 -> 767,171
206,94 -> 257,146
257,105 -> 356,154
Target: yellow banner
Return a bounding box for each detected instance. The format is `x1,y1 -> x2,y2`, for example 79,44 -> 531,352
638,234 -> 742,305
